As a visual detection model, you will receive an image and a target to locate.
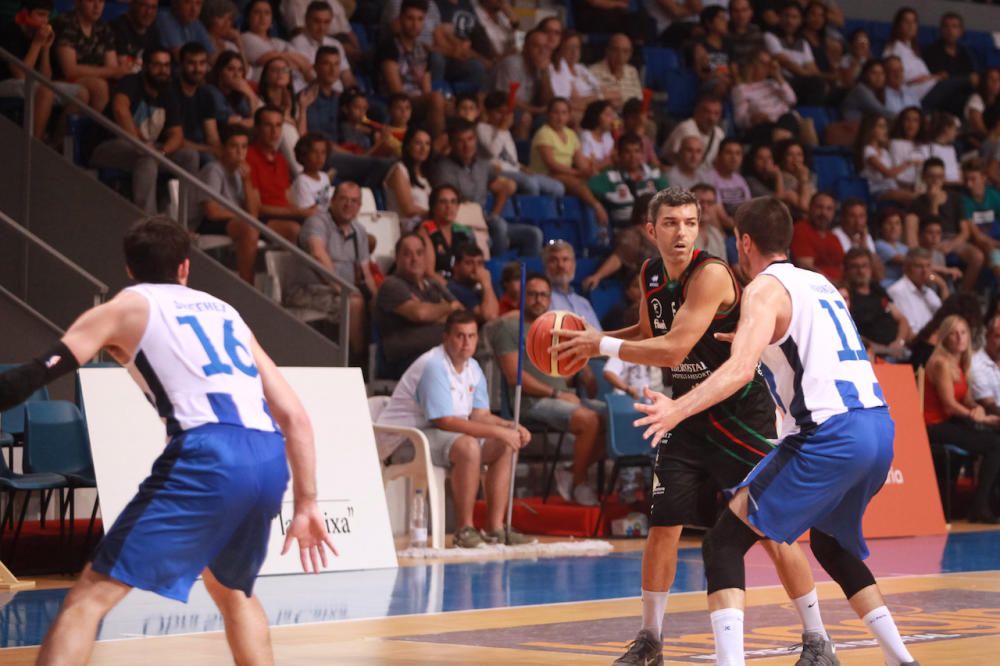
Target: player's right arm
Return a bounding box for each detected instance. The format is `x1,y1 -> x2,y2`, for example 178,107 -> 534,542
251,337 -> 337,572
553,262 -> 732,366
0,291 -> 146,411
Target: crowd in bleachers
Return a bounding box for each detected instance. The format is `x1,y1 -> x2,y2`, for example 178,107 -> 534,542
5,0 -> 1000,536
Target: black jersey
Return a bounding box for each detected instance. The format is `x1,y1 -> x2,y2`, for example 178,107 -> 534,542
641,250 -> 776,430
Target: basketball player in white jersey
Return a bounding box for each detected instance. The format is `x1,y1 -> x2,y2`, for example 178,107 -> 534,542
0,217 -> 337,665
635,197 -> 919,666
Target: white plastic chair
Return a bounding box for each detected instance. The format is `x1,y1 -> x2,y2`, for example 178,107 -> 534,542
454,202 -> 491,260
356,210 -> 401,275
368,396 -> 446,549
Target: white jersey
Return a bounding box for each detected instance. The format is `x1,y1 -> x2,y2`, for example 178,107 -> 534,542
125,284 -> 278,436
758,263 -> 886,437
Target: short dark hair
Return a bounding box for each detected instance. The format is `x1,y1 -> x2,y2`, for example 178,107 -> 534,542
446,117 -> 476,138
23,0 -> 53,12
294,132 -> 327,164
314,45 -> 340,65
844,247 -> 872,267
922,156 -> 945,175
399,0 -> 428,15
841,197 -> 867,215
220,124 -> 251,145
734,196 -> 793,256
700,5 -> 725,26
525,272 -> 551,289
617,132 -> 644,153
305,0 -> 332,16
254,104 -> 284,126
940,11 -> 962,26
454,242 -> 484,261
719,137 -> 743,152
388,92 -> 411,107
647,186 -> 701,225
144,46 -> 172,65
179,41 -> 208,61
920,215 -> 944,232
963,156 -> 986,174
622,97 -> 643,117
430,183 -> 461,208
501,261 -> 521,284
124,216 -> 191,284
547,97 -> 570,113
444,309 -> 477,332
394,231 -> 423,256
483,91 -> 507,112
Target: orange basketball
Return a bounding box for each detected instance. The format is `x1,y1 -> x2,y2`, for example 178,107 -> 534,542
526,310 -> 589,378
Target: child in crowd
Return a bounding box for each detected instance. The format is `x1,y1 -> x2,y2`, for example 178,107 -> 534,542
338,87 -> 394,157
874,208 -> 909,287
455,93 -> 480,124
477,92 -> 565,196
962,157 -> 1000,281
381,93 -> 413,159
856,114 -> 919,205
291,133 -> 333,210
918,216 -> 963,290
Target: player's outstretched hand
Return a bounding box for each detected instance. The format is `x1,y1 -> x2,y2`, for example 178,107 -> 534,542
549,326 -> 602,362
633,387 -> 681,445
282,499 -> 339,573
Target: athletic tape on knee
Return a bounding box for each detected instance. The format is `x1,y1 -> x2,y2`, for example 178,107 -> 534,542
0,342 -> 80,411
809,528 -> 875,599
702,509 -> 761,594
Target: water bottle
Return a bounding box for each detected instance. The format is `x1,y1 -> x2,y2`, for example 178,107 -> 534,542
409,489 -> 428,548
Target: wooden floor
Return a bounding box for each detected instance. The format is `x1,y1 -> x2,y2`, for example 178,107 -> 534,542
4,570 -> 999,664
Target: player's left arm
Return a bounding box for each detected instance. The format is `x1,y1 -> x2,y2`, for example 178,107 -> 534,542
552,262 -> 732,366
251,337 -> 338,571
0,291 -> 144,411
634,277 -> 783,443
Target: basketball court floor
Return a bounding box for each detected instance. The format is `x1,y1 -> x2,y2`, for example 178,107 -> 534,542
2,526 -> 999,664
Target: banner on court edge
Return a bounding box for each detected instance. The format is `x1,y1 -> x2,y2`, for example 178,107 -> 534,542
861,364 -> 947,538
80,367 -> 397,576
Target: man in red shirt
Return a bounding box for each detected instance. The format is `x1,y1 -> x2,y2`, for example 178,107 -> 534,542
246,106 -> 315,240
791,192 -> 845,283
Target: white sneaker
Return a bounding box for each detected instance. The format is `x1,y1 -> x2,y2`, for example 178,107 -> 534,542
554,466 -> 573,502
573,483 -> 600,507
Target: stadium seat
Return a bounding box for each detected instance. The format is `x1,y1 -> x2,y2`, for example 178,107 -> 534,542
485,193 -> 518,222
593,393 -> 655,535
643,46 -> 682,90
588,279 -> 625,323
515,140 -> 531,167
665,69 -> 700,119
814,153 -> 853,193
515,195 -> 559,227
0,446 -> 67,560
834,176 -> 871,205
796,105 -> 835,142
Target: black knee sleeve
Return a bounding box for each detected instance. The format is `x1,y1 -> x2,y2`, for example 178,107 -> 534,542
809,528 -> 876,599
702,509 -> 761,594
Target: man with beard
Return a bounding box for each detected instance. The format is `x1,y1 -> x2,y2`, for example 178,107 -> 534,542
90,47 -> 199,214
553,188 -> 829,666
544,239 -> 601,330
791,192 -> 844,283
168,41 -> 221,162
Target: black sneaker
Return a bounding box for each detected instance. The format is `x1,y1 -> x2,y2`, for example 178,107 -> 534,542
793,631 -> 840,666
612,629 -> 663,665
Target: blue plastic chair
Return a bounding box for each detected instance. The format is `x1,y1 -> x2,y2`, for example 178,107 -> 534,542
0,452 -> 67,560
795,106 -> 834,142
665,69 -> 700,118
515,195 -> 560,227
23,401 -> 100,549
643,46 -> 682,90
588,279 -> 625,323
834,176 -> 871,206
0,364 -> 49,468
814,154 -> 853,193
515,140 -> 532,167
593,393 -> 656,535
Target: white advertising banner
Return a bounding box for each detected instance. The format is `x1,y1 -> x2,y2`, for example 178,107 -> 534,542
79,366 -> 397,576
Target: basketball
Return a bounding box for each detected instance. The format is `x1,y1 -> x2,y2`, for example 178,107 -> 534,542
526,310 -> 589,378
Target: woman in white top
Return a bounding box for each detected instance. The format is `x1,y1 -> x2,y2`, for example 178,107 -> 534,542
762,2 -> 827,105
883,7 -> 968,113
546,31 -> 602,123
965,67 -> 1000,140
384,127 -> 432,232
241,0 -> 312,90
923,111 -> 963,186
855,114 -> 919,205
888,106 -> 925,188
578,100 -> 616,171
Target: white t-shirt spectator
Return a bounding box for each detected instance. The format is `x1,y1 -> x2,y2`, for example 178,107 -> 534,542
281,0 -> 351,35
374,345 -> 489,458
290,33 -> 350,92
548,60 -> 603,100
923,142 -> 961,183
581,131 -> 614,163
665,165 -> 710,191
604,356 -> 662,396
861,145 -> 898,195
476,121 -> 520,172
663,118 -> 724,166
707,169 -> 751,212
763,32 -> 815,77
965,93 -> 987,123
882,40 -> 936,101
832,227 -> 877,254
886,274 -> 942,334
291,171 -> 332,209
889,138 -> 923,187
473,0 -> 514,57
241,32 -> 307,90
970,348 -> 1000,406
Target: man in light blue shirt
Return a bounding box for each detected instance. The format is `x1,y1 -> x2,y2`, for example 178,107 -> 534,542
545,240 -> 602,330
157,0 -> 215,60
883,56 -> 920,116
376,310 -> 533,547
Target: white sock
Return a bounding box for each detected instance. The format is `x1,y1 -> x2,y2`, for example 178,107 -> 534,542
792,589 -> 829,641
710,608 -> 745,666
640,588 -> 669,637
863,606 -> 914,665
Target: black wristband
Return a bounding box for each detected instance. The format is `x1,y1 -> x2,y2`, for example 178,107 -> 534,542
0,342 -> 79,411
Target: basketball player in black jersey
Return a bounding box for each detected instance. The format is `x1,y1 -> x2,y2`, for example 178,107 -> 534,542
554,187 -> 836,666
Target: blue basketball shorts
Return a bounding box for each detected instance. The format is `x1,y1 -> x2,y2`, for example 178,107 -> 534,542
91,424 -> 289,602
737,407 -> 894,561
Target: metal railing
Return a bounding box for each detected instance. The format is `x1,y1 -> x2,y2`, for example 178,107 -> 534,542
0,209 -> 108,310
0,47 -> 356,366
